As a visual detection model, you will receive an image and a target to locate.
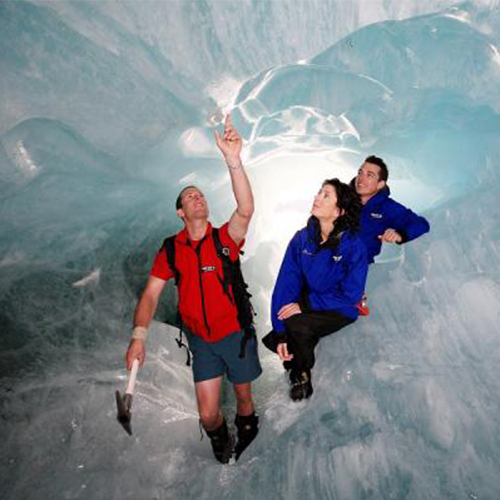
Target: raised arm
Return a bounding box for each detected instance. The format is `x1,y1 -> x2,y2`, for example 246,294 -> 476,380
215,115 -> 254,246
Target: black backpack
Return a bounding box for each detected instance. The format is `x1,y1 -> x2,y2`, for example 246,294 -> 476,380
163,227 -> 256,365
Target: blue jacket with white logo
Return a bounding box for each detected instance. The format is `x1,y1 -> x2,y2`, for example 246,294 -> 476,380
271,220 -> 368,334
360,187 -> 430,263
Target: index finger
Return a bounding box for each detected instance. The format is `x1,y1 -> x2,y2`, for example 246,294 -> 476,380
224,114 -> 232,131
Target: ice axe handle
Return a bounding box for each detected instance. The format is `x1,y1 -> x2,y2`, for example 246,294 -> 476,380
115,358 -> 139,436
126,358 -> 140,395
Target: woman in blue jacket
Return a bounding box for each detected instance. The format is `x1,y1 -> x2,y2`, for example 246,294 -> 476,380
264,178 -> 368,401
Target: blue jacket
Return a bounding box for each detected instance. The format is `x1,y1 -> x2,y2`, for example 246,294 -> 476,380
271,221 -> 368,333
359,187 -> 430,263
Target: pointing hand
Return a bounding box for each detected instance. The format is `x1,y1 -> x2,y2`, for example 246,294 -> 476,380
215,115 -> 242,166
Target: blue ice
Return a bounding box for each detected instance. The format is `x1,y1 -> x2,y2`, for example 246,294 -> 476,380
1,1 -> 500,499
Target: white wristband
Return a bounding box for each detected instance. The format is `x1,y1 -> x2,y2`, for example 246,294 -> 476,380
227,161 -> 243,170
131,326 -> 148,341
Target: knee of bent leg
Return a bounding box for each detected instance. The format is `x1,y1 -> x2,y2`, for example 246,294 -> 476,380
285,315 -> 311,338
199,408 -> 220,429
235,391 -> 252,407
234,385 -> 253,406
284,315 -> 302,332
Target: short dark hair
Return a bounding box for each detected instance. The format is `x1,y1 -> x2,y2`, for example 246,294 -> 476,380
365,155 -> 388,182
175,185 -> 198,210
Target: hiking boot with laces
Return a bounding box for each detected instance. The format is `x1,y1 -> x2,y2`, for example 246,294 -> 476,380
234,412 -> 259,461
205,418 -> 234,464
289,370 -> 313,401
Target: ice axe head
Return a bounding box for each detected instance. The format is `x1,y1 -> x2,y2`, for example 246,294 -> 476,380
115,391 -> 133,436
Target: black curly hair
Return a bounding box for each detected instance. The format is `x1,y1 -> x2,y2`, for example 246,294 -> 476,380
309,178 -> 362,249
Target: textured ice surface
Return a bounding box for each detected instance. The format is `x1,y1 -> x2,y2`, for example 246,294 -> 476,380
1,1 -> 500,499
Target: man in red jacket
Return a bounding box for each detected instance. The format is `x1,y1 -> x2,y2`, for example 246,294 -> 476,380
125,116 -> 261,463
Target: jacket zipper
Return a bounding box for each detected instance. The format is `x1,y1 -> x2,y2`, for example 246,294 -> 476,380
195,238 -> 211,336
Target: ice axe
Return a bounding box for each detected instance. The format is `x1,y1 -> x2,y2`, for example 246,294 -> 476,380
116,358 -> 139,436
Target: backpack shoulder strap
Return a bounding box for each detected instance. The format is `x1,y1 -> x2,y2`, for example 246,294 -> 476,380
212,227 -> 233,262
163,235 -> 180,286
212,227 -> 234,302
213,228 -> 256,358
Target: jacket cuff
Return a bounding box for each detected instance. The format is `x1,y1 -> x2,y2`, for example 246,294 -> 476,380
396,229 -> 408,244
297,295 -> 311,314
273,331 -> 288,344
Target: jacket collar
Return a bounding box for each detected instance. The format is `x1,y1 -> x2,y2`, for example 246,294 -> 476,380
364,185 -> 391,209
306,216 -> 345,250
177,221 -> 213,244
349,177 -> 391,206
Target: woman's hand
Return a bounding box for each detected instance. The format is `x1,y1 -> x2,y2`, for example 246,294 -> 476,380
277,302 -> 302,320
277,342 -> 293,361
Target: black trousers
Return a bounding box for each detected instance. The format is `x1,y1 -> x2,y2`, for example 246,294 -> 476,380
284,311 -> 355,373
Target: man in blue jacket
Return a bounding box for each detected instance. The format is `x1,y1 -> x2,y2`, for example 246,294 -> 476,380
354,155 -> 430,314
355,155 -> 430,265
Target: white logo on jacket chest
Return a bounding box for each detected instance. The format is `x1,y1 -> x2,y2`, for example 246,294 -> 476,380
302,249 -> 314,256
370,212 -> 383,219
332,255 -> 342,262
202,265 -> 216,273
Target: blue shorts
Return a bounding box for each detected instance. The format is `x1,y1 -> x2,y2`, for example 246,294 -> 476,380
184,329 -> 262,384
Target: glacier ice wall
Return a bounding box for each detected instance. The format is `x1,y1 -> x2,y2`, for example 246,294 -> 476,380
1,1 -> 500,499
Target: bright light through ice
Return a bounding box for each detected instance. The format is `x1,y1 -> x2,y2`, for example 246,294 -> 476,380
247,150 -> 358,256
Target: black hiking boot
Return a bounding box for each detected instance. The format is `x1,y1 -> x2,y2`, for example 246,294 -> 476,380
234,412 -> 259,461
205,418 -> 234,464
289,369 -> 313,401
